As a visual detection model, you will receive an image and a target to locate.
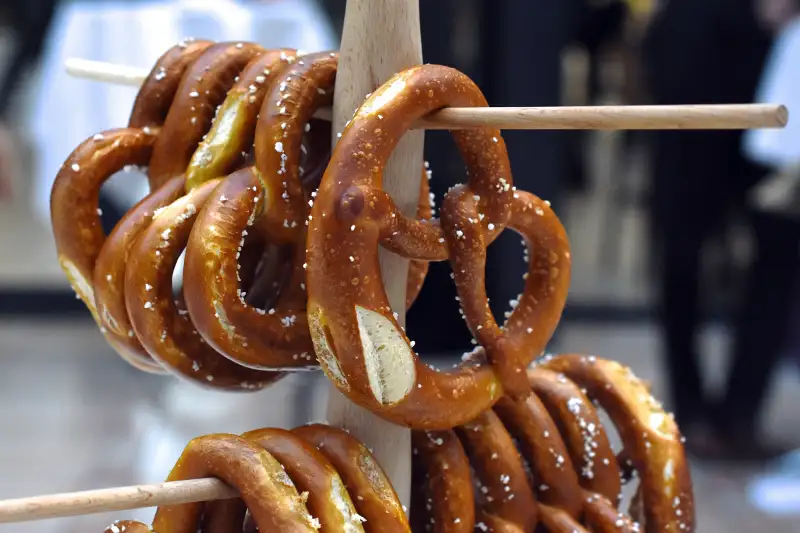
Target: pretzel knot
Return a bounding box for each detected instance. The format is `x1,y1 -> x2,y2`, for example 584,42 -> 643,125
98,358 -> 693,533
307,65 -> 571,429
51,40 -> 431,389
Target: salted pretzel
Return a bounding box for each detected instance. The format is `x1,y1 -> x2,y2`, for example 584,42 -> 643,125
51,40 -> 269,373
51,39 -> 211,372
306,64 -> 571,429
412,353 -> 694,532
52,40 -> 433,387
53,41 -> 302,388
96,357 -> 693,532
122,46 -> 321,385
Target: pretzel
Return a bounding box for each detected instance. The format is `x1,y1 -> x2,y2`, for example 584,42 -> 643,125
100,424 -> 402,533
96,354 -> 693,533
53,40 -> 434,387
119,46 -> 319,383
51,40 -> 264,373
180,51 -> 336,370
306,64 -> 571,429
533,354 -> 695,532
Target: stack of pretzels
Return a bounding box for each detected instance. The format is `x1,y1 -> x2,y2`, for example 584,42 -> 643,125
51,39 -> 695,532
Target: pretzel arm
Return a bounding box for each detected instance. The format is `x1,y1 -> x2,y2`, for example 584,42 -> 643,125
185,49 -> 298,191
455,410 -> 538,532
492,394 -> 583,518
537,504 -> 590,533
92,175 -> 184,373
51,129 -> 155,330
147,42 -> 266,190
242,428 -> 366,533
293,424 -> 410,533
526,367 -> 620,503
411,430 -> 475,533
128,39 -> 214,130
124,179 -> 281,390
536,355 -> 695,533
582,492 -> 640,533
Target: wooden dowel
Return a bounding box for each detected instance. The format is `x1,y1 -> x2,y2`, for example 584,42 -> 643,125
419,104 -> 788,130
323,0 -> 422,512
65,58 -> 788,130
0,479 -> 235,524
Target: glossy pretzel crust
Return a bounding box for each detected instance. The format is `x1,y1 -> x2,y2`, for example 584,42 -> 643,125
99,357 -> 693,533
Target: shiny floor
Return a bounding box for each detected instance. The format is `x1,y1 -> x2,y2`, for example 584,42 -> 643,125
2,319 -> 800,532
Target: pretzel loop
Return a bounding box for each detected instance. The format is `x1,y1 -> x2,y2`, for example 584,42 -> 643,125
51,128 -> 159,372
124,179 -> 281,389
535,354 -> 695,532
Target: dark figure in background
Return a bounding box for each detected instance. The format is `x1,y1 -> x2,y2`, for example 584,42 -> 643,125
0,0 -> 60,201
644,0 -> 800,461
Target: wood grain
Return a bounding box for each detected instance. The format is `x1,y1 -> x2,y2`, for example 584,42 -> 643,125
65,59 -> 789,131
0,480 -> 235,523
323,0 -> 424,512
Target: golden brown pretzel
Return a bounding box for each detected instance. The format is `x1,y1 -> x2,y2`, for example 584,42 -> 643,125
181,52 -> 335,370
53,41 -> 269,373
534,354 -> 695,532
307,64 -> 571,429
97,353 -> 693,532
181,51 -> 433,371
51,42 -> 214,373
56,41 -> 433,383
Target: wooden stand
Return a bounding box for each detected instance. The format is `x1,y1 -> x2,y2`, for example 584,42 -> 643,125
325,0 -> 424,509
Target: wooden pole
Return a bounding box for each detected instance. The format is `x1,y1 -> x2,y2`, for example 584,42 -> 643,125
0,480 -> 235,523
64,59 -> 789,130
323,0 -> 423,512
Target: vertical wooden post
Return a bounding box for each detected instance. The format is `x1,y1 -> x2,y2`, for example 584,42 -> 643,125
325,0 -> 424,511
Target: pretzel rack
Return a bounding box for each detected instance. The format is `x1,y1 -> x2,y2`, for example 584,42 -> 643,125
0,0 -> 788,528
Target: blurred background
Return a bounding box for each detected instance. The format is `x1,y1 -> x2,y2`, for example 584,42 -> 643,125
0,0 -> 799,531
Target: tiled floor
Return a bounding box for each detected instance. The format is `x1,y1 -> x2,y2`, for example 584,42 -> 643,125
2,319 -> 800,532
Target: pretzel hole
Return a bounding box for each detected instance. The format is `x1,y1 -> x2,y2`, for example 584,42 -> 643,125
298,118 -> 330,191
408,261 -> 474,361
490,232 -> 531,329
587,404 -> 643,508
100,164 -> 150,223
242,242 -> 289,310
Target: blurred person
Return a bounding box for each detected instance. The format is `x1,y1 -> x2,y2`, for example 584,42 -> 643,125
644,0 -> 800,461
0,0 -> 60,202
746,0 -> 800,374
